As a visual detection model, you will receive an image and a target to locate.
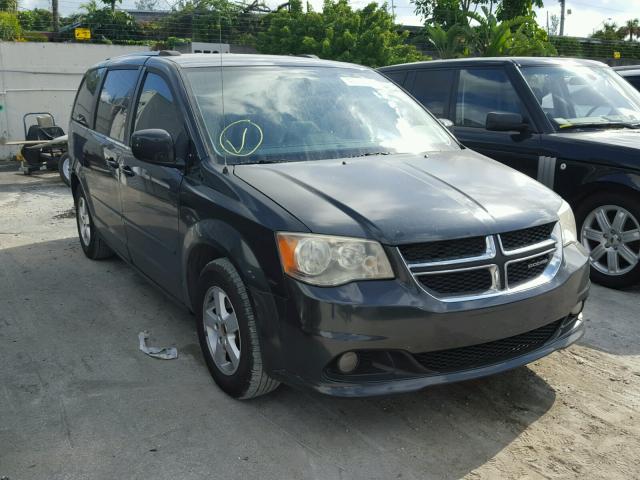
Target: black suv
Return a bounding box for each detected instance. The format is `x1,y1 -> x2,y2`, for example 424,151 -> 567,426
69,53 -> 589,399
380,58 -> 640,288
615,65 -> 640,91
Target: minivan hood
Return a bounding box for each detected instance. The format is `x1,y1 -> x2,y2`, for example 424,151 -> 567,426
234,151 -> 562,244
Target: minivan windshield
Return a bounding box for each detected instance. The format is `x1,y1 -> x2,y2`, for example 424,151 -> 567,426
520,65 -> 640,130
185,66 -> 457,164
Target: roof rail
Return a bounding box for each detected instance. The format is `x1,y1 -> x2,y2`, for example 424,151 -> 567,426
296,54 -> 319,59
159,50 -> 182,56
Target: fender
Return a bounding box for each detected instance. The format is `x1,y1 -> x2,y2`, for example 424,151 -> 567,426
555,158 -> 640,204
181,218 -> 289,374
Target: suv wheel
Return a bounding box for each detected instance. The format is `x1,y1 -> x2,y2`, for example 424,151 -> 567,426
196,259 -> 280,399
576,192 -> 640,288
58,154 -> 71,187
75,190 -> 114,260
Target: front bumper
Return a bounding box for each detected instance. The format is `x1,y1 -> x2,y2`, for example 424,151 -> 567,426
264,243 -> 590,397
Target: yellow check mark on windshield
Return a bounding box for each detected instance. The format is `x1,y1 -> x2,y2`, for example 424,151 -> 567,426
225,127 -> 248,154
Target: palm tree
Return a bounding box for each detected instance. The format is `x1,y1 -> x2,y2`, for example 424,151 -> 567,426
466,7 -> 528,56
624,18 -> 639,41
425,24 -> 465,59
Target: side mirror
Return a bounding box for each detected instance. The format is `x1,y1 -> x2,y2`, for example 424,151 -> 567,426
131,129 -> 176,166
485,112 -> 528,132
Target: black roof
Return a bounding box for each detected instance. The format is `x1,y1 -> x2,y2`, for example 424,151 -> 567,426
95,52 -> 369,71
614,65 -> 640,76
379,57 -> 608,71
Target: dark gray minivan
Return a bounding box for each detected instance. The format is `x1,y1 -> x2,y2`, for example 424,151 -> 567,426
69,52 -> 589,399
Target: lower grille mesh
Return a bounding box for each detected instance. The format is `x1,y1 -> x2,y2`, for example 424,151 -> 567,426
413,319 -> 562,373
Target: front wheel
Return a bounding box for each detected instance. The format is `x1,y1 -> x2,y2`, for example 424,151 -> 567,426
576,192 -> 640,289
196,259 -> 279,399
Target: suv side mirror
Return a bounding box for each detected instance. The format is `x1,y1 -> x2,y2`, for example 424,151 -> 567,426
485,112 -> 528,132
131,129 -> 176,166
438,118 -> 454,128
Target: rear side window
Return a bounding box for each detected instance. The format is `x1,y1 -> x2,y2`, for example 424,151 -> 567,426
72,68 -> 104,127
455,68 -> 524,128
628,77 -> 640,91
95,69 -> 139,142
410,69 -> 454,119
383,70 -> 407,86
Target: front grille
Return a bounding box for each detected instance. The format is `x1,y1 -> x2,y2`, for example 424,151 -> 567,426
507,252 -> 553,287
399,236 -> 487,263
500,222 -> 555,251
413,319 -> 562,373
418,268 -> 493,296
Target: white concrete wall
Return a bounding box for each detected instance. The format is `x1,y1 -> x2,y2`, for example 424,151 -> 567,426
0,42 -> 152,159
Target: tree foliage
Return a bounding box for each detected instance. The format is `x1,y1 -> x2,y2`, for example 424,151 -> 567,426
424,24 -> 466,58
412,0 -> 489,28
256,0 -> 424,67
17,8 -> 53,31
591,22 -> 625,41
159,0 -> 263,43
0,0 -> 17,13
495,0 -> 543,22
77,0 -> 142,41
0,11 -> 21,40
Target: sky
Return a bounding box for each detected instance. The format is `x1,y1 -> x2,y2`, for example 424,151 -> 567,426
18,0 -> 640,38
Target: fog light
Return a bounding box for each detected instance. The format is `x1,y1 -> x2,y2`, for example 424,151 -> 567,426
570,301 -> 584,316
337,352 -> 359,374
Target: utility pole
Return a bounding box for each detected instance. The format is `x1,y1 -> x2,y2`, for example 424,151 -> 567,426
559,0 -> 565,36
52,0 -> 60,34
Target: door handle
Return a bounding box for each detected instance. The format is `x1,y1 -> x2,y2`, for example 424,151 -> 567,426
121,165 -> 136,177
106,158 -> 119,169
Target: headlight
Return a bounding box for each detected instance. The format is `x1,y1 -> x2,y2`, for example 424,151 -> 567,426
558,200 -> 577,246
276,233 -> 394,286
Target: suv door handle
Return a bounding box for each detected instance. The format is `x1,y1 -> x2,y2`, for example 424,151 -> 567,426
121,165 -> 136,177
105,158 -> 119,169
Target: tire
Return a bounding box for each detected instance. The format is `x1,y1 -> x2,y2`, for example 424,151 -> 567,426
58,154 -> 71,187
195,258 -> 280,399
75,189 -> 114,260
575,192 -> 640,289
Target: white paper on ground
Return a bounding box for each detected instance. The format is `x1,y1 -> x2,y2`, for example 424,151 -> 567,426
138,331 -> 178,360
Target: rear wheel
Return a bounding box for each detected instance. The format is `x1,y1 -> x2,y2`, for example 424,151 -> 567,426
196,259 -> 279,399
75,189 -> 114,260
58,154 -> 70,187
576,192 -> 640,289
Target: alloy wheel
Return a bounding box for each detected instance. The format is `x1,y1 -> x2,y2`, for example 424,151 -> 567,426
581,204 -> 640,276
202,286 -> 241,375
77,197 -> 91,246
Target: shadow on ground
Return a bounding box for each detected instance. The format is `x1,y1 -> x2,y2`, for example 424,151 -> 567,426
1,238 -> 558,480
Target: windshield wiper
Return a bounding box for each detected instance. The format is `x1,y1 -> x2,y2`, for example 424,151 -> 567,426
559,121 -> 640,131
349,151 -> 392,158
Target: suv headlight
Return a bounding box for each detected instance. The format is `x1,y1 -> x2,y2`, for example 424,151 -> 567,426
558,200 -> 577,246
276,233 -> 394,286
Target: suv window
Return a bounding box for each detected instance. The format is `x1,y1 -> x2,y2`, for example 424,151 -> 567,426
410,69 -> 454,119
72,68 -> 104,128
383,71 -> 407,86
95,69 -> 139,142
133,72 -> 188,159
455,68 -> 523,128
